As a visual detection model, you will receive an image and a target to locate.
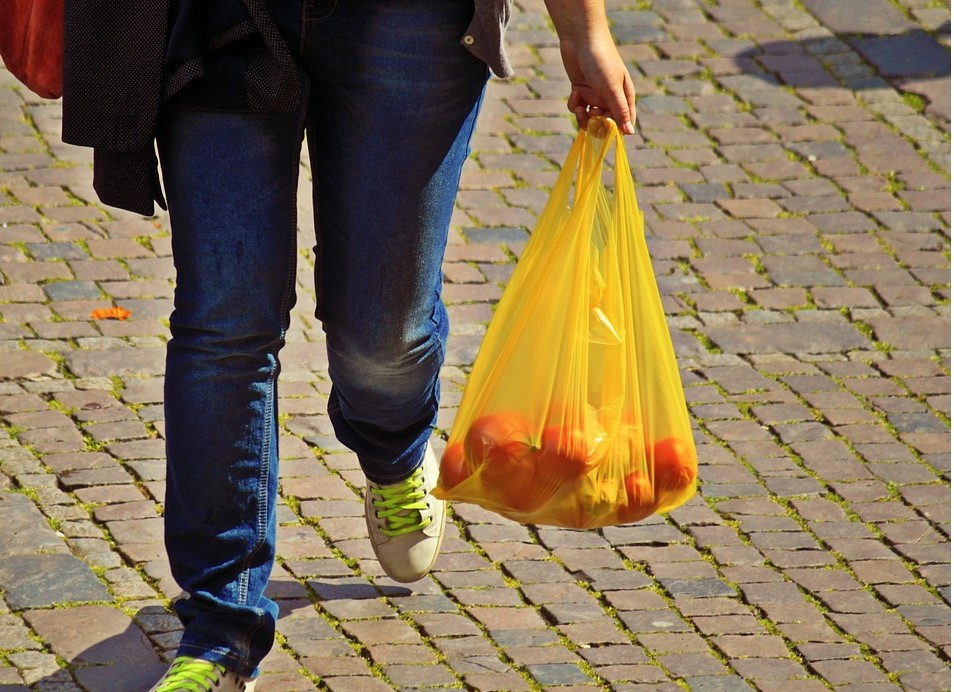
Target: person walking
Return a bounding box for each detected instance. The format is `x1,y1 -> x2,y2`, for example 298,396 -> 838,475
61,0 -> 635,689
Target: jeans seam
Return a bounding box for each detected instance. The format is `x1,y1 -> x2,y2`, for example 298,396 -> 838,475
238,113 -> 304,609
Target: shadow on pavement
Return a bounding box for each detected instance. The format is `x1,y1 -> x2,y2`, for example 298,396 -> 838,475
732,24 -> 951,123
17,604 -> 170,692
23,577 -> 409,691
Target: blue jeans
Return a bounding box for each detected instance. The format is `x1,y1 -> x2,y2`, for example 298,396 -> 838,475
156,0 -> 487,677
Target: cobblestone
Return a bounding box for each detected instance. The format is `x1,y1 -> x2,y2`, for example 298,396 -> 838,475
0,0 -> 950,689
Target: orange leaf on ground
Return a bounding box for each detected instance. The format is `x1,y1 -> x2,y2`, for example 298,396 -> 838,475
90,306 -> 132,321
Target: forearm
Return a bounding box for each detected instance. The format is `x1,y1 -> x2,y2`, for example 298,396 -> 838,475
542,0 -> 636,134
543,0 -> 612,40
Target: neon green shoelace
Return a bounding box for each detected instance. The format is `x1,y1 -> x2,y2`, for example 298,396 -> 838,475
154,656 -> 232,692
370,467 -> 431,537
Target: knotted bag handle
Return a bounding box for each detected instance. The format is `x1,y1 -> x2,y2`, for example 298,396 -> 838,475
240,0 -> 303,111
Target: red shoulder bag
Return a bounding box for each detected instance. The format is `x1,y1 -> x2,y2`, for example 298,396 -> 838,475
0,0 -> 64,99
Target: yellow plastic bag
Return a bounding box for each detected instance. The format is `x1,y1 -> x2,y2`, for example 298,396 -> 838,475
434,118 -> 697,529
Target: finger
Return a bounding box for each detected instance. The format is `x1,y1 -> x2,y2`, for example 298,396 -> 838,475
607,76 -> 636,135
567,88 -> 588,129
623,71 -> 636,135
622,71 -> 637,134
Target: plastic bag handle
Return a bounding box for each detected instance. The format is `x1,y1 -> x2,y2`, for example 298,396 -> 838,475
526,117 -> 623,263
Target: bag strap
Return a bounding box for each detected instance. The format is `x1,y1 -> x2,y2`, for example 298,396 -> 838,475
240,0 -> 302,111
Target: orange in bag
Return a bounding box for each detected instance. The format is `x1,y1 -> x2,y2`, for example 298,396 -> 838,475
438,441 -> 471,491
466,412 -> 539,512
651,436 -> 698,513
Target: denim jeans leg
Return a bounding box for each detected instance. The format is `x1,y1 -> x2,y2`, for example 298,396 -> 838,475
301,0 -> 489,483
155,0 -> 489,675
156,107 -> 303,677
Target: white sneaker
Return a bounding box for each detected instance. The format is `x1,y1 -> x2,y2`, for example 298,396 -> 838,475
149,656 -> 256,691
365,445 -> 446,582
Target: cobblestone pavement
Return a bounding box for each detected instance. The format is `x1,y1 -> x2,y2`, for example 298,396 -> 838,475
0,1 -> 950,690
